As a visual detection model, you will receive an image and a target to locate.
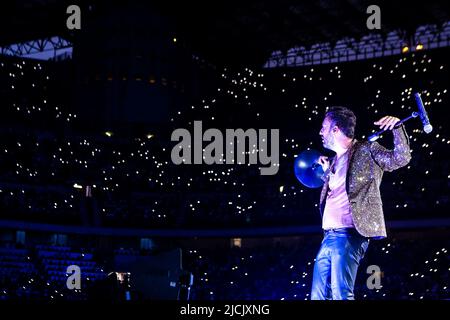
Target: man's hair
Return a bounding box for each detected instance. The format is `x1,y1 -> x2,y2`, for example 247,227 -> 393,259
325,106 -> 357,139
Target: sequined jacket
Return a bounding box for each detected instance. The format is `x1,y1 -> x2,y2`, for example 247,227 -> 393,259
319,125 -> 412,239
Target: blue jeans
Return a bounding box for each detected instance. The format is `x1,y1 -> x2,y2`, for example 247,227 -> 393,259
310,228 -> 369,300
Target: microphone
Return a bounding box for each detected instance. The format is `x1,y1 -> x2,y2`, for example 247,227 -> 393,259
414,92 -> 433,134
368,93 -> 432,142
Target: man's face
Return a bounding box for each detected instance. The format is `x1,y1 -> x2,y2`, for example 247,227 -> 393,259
319,117 -> 336,149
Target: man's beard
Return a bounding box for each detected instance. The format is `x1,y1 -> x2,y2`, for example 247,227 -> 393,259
324,136 -> 335,150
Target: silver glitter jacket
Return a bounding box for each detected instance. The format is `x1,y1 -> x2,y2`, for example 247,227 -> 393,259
319,124 -> 412,239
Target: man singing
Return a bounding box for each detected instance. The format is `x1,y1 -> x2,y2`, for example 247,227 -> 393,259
310,106 -> 411,300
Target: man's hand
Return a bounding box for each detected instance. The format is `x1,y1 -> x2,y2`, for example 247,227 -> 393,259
374,116 -> 400,130
317,156 -> 330,172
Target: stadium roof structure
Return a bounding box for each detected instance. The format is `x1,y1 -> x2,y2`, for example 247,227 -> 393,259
1,0 -> 450,66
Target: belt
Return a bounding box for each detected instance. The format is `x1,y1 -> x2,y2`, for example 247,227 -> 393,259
323,227 -> 358,235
